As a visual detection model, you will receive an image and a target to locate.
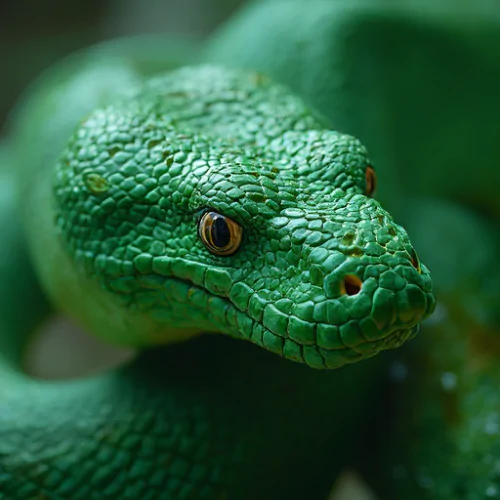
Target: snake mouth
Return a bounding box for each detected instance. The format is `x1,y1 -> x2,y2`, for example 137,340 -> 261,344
129,270 -> 425,370
159,276 -> 421,370
235,312 -> 419,370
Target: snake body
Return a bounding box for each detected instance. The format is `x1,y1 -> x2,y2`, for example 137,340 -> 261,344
0,48 -> 434,498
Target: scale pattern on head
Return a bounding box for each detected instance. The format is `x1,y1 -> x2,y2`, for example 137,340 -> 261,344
53,66 -> 435,369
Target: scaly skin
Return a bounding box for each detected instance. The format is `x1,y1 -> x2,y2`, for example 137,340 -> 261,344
1,48 -> 434,499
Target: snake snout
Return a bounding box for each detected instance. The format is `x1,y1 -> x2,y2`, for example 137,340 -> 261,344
370,282 -> 428,333
317,250 -> 434,354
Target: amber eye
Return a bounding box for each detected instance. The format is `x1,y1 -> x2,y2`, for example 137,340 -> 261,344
198,211 -> 243,256
365,165 -> 377,197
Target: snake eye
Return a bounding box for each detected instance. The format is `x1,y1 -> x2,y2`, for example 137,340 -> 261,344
409,248 -> 422,274
365,166 -> 377,197
198,211 -> 242,256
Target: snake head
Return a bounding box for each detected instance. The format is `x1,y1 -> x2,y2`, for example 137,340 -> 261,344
53,67 -> 435,369
181,130 -> 436,369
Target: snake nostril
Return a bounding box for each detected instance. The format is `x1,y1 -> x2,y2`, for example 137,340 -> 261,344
341,274 -> 363,296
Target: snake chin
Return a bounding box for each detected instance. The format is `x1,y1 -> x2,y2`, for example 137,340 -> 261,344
375,325 -> 419,351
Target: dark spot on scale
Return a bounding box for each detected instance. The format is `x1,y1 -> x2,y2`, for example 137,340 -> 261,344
148,140 -> 162,149
342,233 -> 355,245
248,193 -> 266,203
348,247 -> 363,257
108,146 -> 121,157
84,173 -> 109,195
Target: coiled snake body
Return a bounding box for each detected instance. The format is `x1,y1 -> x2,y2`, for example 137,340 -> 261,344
0,59 -> 434,499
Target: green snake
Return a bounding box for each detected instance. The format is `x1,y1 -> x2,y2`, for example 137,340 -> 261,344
5,0 -> 500,496
0,46 -> 435,497
0,52 -> 435,499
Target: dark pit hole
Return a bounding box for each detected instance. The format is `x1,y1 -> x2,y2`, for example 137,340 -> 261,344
342,274 -> 363,296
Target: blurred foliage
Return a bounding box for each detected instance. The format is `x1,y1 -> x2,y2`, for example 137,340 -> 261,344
0,0 -> 245,129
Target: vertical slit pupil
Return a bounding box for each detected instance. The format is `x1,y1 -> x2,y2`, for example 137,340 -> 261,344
212,216 -> 231,248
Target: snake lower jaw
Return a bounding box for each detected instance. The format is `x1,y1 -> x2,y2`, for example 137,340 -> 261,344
372,324 -> 419,352
231,308 -> 423,370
